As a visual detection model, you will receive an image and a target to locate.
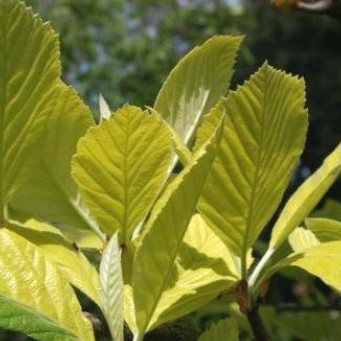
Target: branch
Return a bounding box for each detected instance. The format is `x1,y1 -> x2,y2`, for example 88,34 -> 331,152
246,304 -> 272,341
272,0 -> 341,20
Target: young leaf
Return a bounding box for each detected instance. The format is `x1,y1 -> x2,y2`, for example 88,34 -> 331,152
132,118 -> 223,336
100,233 -> 124,341
0,0 -> 100,236
270,143 -> 341,250
199,318 -> 239,341
144,214 -> 239,330
198,64 -> 307,271
154,35 -> 242,146
306,217 -> 341,242
8,219 -> 101,307
288,227 -> 320,253
72,105 -> 172,241
286,241 -> 341,292
0,229 -> 94,341
99,93 -> 111,121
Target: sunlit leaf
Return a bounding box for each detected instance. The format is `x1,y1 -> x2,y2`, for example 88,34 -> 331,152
1,0 -> 101,237
288,227 -> 320,253
146,214 -> 239,330
306,218 -> 341,242
284,241 -> 341,292
270,143 -> 341,250
0,229 -> 94,341
8,219 -> 101,307
132,119 -> 223,336
100,233 -> 124,341
198,64 -> 307,270
72,105 -> 172,242
154,35 -> 242,146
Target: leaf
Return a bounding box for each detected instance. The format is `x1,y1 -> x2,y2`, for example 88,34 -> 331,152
72,105 -> 172,242
199,318 -> 239,341
288,227 -> 320,253
132,119 -> 223,336
154,35 -> 242,146
8,219 -> 101,307
198,64 -> 308,268
270,143 -> 341,250
193,99 -> 225,152
285,241 -> 341,292
306,217 -> 341,242
0,0 -> 56,219
99,93 -> 111,121
0,296 -> 82,341
0,0 -> 100,236
145,214 -> 239,330
312,199 -> 341,221
276,310 -> 341,341
100,233 -> 124,341
0,229 -> 94,341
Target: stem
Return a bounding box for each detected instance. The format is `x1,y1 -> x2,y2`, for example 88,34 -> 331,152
133,334 -> 143,341
248,248 -> 274,288
246,304 -> 271,341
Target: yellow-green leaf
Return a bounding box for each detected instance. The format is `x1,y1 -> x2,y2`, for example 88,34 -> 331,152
132,120 -> 223,336
0,229 -> 94,341
288,227 -> 320,253
198,64 -> 307,271
270,143 -> 341,250
286,241 -> 341,292
100,233 -> 124,341
72,105 -> 172,242
0,0 -> 100,237
7,219 -> 101,307
199,318 -> 239,341
146,214 -> 239,330
306,217 -> 341,242
154,35 -> 242,146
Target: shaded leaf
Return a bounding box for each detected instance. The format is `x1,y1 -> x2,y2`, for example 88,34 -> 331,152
306,217 -> 341,242
199,318 -> 238,341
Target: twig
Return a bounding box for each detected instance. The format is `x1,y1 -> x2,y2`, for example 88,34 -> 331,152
246,304 -> 272,341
